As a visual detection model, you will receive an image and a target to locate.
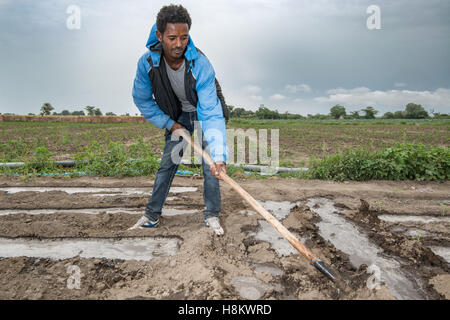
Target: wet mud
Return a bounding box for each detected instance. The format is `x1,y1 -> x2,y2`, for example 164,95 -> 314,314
0,176 -> 448,299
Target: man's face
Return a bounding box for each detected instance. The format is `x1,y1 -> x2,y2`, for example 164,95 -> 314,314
157,23 -> 189,61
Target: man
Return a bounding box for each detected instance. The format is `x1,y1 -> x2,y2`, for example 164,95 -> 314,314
131,5 -> 228,235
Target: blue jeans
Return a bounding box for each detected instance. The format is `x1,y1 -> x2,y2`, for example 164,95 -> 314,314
144,111 -> 221,221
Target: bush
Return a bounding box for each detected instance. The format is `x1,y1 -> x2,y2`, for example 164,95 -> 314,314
73,139 -> 159,177
1,146 -> 60,175
308,143 -> 449,181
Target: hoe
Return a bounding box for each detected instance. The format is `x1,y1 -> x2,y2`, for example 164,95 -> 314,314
176,129 -> 337,282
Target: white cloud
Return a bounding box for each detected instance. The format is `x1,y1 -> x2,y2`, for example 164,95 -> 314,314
314,87 -> 450,108
250,95 -> 263,101
326,87 -> 371,95
243,85 -> 262,94
269,94 -> 286,100
285,83 -> 312,93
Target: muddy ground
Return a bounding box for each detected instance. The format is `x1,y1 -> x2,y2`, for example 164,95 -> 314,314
0,175 -> 448,300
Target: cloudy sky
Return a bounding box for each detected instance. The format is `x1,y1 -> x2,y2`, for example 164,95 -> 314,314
0,0 -> 449,116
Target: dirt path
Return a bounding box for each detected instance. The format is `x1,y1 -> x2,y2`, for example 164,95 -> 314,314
0,176 -> 448,299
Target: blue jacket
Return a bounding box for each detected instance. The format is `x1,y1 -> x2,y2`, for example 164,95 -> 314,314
132,24 -> 228,163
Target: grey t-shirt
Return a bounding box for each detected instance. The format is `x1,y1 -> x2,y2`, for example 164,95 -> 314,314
164,57 -> 196,112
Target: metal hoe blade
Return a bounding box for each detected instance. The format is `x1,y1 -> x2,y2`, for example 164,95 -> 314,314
313,260 -> 337,282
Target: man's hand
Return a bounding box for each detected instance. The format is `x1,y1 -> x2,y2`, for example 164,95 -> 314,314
211,162 -> 226,179
170,122 -> 185,134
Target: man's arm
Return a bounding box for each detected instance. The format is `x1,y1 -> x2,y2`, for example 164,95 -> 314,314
132,53 -> 175,131
194,56 -> 228,165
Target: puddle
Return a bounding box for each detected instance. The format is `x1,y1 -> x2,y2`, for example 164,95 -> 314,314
390,226 -> 407,233
167,187 -> 198,193
306,198 -> 425,300
253,263 -> 283,276
429,246 -> 450,263
258,201 -> 300,221
0,206 -> 198,216
0,208 -> 142,216
231,276 -> 282,300
239,209 -> 256,216
0,237 -> 180,261
252,220 -> 306,257
0,187 -> 197,195
378,215 -> 450,224
390,226 -> 431,238
0,187 -> 148,195
240,200 -> 299,220
160,207 -> 198,216
247,201 -> 306,257
405,229 -> 430,238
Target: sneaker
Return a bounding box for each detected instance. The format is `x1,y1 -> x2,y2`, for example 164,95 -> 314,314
127,215 -> 160,230
140,217 -> 160,228
204,216 -> 224,236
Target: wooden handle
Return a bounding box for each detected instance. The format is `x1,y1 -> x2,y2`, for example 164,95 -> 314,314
176,129 -> 318,262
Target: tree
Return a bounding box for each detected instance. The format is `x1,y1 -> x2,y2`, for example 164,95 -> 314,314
433,113 -> 450,119
72,110 -> 85,115
404,103 -> 428,119
105,112 -> 116,116
231,107 -> 246,118
40,103 -> 54,115
94,108 -> 102,116
383,112 -> 394,119
393,110 -> 405,119
308,113 -> 329,120
85,106 -> 95,116
361,106 -> 378,119
330,105 -> 346,119
61,110 -> 71,116
256,106 -> 281,119
350,111 -> 360,119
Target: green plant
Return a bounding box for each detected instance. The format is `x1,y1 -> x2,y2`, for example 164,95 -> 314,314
440,203 -> 448,216
24,146 -> 59,173
62,133 -> 72,145
414,231 -> 423,241
308,143 -> 449,182
375,200 -> 383,212
73,140 -> 160,177
278,170 -> 309,179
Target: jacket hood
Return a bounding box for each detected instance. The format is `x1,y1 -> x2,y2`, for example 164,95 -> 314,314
145,23 -> 160,49
145,23 -> 199,67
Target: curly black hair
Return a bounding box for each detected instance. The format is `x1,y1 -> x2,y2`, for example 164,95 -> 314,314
156,4 -> 192,35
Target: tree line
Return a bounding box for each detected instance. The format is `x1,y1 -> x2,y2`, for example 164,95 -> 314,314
228,105 -> 304,119
5,102 -> 446,120
327,103 -> 448,119
32,103 -> 134,116
229,103 -> 449,120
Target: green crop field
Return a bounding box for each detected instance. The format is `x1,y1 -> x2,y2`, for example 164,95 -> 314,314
1,119 -> 449,180
1,119 -> 449,164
